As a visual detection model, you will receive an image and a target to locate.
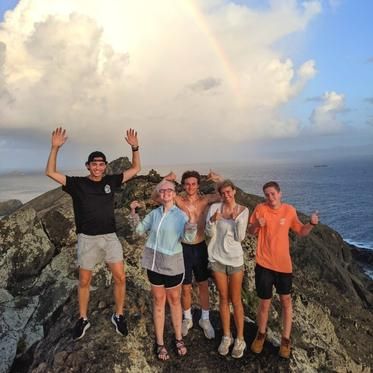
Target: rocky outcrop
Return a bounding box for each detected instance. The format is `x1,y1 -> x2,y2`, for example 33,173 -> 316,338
0,158 -> 372,373
0,207 -> 55,291
0,199 -> 23,216
351,246 -> 373,266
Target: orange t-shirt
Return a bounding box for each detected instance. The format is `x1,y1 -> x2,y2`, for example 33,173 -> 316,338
249,203 -> 303,273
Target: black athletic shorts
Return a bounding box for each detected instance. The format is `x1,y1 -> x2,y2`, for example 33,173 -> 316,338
147,270 -> 184,289
255,264 -> 292,299
182,241 -> 210,285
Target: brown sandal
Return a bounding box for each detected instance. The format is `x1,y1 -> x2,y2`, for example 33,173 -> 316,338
156,344 -> 170,361
175,339 -> 187,356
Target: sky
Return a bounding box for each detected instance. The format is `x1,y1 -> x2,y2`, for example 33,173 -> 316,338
0,0 -> 372,171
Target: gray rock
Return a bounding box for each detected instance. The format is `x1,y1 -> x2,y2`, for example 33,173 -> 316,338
0,207 -> 55,291
0,199 -> 23,217
0,295 -> 39,373
0,163 -> 372,373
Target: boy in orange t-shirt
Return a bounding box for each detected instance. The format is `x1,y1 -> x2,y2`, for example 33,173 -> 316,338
248,181 -> 318,359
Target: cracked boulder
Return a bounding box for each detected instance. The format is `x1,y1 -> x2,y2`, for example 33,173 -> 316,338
0,207 -> 55,292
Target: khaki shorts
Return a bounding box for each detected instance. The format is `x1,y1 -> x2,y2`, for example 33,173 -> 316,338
209,261 -> 243,276
77,233 -> 123,270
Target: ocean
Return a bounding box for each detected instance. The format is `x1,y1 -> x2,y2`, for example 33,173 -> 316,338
1,157 -> 372,252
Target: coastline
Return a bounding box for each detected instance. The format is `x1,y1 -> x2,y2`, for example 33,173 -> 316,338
348,243 -> 373,280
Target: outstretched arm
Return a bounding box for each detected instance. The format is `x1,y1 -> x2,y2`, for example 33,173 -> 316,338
45,127 -> 67,186
298,211 -> 319,236
248,210 -> 265,235
204,170 -> 223,204
123,128 -> 141,182
207,170 -> 223,183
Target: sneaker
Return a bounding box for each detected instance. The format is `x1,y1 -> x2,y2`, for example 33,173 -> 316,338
231,338 -> 246,358
181,318 -> 193,337
250,331 -> 266,354
198,319 -> 215,339
218,335 -> 234,356
279,337 -> 291,359
111,314 -> 128,336
73,318 -> 90,340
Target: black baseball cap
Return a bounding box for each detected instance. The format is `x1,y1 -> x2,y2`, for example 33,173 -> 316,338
86,151 -> 107,164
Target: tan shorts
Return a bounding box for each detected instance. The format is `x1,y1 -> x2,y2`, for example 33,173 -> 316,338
77,233 -> 123,270
209,261 -> 243,276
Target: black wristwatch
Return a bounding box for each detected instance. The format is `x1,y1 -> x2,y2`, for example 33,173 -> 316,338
131,146 -> 139,152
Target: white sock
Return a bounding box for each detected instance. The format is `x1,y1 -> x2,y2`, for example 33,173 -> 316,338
183,308 -> 192,320
201,309 -> 209,320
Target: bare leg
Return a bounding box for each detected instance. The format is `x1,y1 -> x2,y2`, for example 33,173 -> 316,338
181,284 -> 192,311
280,294 -> 292,339
108,261 -> 126,315
198,280 -> 209,311
228,271 -> 244,339
166,285 -> 183,340
151,286 -> 167,345
213,271 -> 230,336
257,298 -> 272,334
78,268 -> 92,318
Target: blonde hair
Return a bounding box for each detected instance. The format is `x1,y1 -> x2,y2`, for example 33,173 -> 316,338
217,179 -> 236,194
156,180 -> 176,192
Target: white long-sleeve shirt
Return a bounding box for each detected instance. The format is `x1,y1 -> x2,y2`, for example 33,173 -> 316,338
205,202 -> 249,267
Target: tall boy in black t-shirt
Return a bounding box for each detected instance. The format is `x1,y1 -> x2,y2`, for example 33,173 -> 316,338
46,127 -> 141,340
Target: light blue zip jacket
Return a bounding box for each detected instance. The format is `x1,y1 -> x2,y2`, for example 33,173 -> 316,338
135,205 -> 196,275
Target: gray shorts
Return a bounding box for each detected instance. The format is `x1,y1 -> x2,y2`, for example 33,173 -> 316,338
209,261 -> 243,276
77,233 -> 123,270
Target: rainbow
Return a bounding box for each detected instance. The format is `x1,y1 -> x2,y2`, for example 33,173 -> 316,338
182,0 -> 243,105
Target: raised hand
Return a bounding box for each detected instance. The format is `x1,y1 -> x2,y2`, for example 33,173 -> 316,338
130,200 -> 141,214
210,208 -> 222,223
51,127 -> 67,148
164,171 -> 177,182
125,128 -> 139,147
207,170 -> 222,183
256,212 -> 266,227
310,210 -> 319,225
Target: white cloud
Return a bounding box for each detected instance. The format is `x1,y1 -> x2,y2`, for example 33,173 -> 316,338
309,91 -> 346,134
0,0 -> 321,163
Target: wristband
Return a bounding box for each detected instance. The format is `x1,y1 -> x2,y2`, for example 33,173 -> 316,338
131,146 -> 139,152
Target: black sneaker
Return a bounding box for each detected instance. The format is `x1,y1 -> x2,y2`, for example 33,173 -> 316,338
111,313 -> 128,336
73,318 -> 90,340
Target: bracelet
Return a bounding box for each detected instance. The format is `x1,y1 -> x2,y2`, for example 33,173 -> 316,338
131,146 -> 139,152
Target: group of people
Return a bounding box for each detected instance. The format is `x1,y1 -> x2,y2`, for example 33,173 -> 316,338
46,127 -> 319,362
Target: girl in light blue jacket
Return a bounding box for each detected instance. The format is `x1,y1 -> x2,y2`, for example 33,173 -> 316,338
130,180 -> 196,361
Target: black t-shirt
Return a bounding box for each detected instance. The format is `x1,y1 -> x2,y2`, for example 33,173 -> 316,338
63,174 -> 123,235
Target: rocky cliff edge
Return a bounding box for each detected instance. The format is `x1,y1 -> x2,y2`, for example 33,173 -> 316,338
0,158 -> 372,373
